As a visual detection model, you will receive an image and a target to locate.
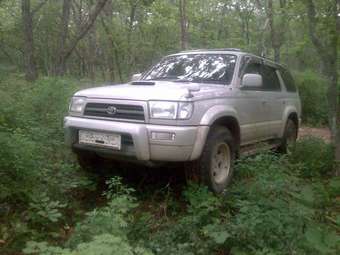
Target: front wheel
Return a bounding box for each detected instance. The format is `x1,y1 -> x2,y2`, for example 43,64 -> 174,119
199,126 -> 235,194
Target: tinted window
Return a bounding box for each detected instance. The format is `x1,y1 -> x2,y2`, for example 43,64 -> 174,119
280,68 -> 297,92
143,54 -> 237,85
262,65 -> 281,91
238,56 -> 251,77
243,62 -> 280,91
244,62 -> 261,75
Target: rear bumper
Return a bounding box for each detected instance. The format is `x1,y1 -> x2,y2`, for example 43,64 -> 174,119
64,116 -> 209,162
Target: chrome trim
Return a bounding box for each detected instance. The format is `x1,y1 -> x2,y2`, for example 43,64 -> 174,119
82,98 -> 148,123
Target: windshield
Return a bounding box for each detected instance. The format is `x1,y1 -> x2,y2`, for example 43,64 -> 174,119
143,54 -> 237,85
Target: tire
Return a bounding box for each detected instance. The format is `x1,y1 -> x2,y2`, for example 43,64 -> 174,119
199,126 -> 235,194
277,119 -> 298,153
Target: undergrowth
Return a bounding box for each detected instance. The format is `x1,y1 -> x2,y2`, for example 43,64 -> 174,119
1,74 -> 339,254
22,152 -> 340,255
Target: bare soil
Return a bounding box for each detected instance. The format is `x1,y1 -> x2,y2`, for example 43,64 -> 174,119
299,126 -> 331,143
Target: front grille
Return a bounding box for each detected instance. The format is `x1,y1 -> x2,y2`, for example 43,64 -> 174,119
84,103 -> 145,121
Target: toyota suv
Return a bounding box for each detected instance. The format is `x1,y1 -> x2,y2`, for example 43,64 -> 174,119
64,49 -> 301,193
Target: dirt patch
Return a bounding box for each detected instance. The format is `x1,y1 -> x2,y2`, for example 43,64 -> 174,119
299,126 -> 331,143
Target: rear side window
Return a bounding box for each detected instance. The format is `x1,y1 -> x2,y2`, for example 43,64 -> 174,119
261,65 -> 281,91
280,68 -> 297,92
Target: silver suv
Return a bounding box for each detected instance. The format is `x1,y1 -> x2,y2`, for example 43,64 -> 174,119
64,49 -> 301,193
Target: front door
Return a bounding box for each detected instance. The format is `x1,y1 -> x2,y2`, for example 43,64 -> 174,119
235,59 -> 267,145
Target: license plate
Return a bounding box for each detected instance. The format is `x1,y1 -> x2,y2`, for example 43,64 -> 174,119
79,130 -> 121,150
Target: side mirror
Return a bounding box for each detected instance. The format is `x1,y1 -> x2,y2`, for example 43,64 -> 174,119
131,73 -> 142,81
241,73 -> 262,88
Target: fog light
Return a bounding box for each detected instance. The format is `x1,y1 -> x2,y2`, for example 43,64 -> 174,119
151,132 -> 175,140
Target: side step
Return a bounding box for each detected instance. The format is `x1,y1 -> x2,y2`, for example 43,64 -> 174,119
240,140 -> 281,157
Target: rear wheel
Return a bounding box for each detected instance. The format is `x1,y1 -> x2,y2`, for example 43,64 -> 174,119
278,119 -> 298,153
199,126 -> 235,193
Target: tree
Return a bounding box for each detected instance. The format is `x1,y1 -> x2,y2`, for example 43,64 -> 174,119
54,0 -> 109,76
304,0 -> 339,174
21,0 -> 48,81
179,0 -> 188,49
266,0 -> 287,62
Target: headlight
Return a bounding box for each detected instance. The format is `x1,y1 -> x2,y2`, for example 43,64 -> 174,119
149,101 -> 177,119
149,101 -> 193,120
69,97 -> 86,114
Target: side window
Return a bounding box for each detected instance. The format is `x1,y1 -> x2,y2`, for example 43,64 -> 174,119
280,68 -> 297,92
261,65 -> 281,91
244,62 -> 261,75
241,61 -> 262,90
238,56 -> 251,77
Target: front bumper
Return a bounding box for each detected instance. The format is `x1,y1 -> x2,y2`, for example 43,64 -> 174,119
64,116 -> 209,162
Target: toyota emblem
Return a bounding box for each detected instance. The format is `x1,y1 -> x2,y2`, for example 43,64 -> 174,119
106,106 -> 117,115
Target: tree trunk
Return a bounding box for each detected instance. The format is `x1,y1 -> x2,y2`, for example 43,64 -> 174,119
333,0 -> 339,175
179,0 -> 188,50
267,0 -> 280,62
54,0 -> 108,76
101,14 -> 123,82
101,0 -> 115,82
21,0 -> 38,81
55,0 -> 71,76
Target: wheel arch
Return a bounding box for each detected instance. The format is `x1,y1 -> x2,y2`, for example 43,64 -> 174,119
190,106 -> 241,160
281,107 -> 300,137
210,116 -> 241,150
200,105 -> 241,148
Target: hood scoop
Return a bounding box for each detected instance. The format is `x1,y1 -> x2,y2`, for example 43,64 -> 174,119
130,81 -> 155,86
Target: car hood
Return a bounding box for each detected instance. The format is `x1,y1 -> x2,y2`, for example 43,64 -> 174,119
74,81 -> 229,101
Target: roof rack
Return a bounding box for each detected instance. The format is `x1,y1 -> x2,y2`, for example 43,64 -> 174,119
180,48 -> 242,53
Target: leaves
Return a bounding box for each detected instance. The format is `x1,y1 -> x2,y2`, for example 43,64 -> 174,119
305,226 -> 340,254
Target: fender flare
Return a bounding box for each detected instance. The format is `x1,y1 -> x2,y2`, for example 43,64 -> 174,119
190,105 -> 240,160
200,105 -> 239,126
281,106 -> 299,137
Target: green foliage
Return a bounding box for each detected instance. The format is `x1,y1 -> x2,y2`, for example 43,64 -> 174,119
289,137 -> 334,177
28,192 -> 66,224
227,154 -> 313,254
24,177 -> 153,255
136,154 -> 339,255
0,74 -> 338,254
295,71 -> 329,126
24,234 -> 153,255
67,177 -> 138,247
0,75 -> 92,251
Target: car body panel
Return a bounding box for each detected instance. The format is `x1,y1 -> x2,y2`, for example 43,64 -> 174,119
64,49 -> 301,163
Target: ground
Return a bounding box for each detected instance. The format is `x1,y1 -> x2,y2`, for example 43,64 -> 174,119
299,126 -> 331,142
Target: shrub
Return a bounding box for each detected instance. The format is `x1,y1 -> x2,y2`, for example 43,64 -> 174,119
289,137 -> 334,177
0,75 -> 91,251
144,184 -> 225,255
224,154 -> 339,255
20,157 -> 340,255
23,177 -> 153,255
295,70 -> 328,126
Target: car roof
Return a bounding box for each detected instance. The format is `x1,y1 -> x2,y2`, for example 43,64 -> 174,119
168,48 -> 285,69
